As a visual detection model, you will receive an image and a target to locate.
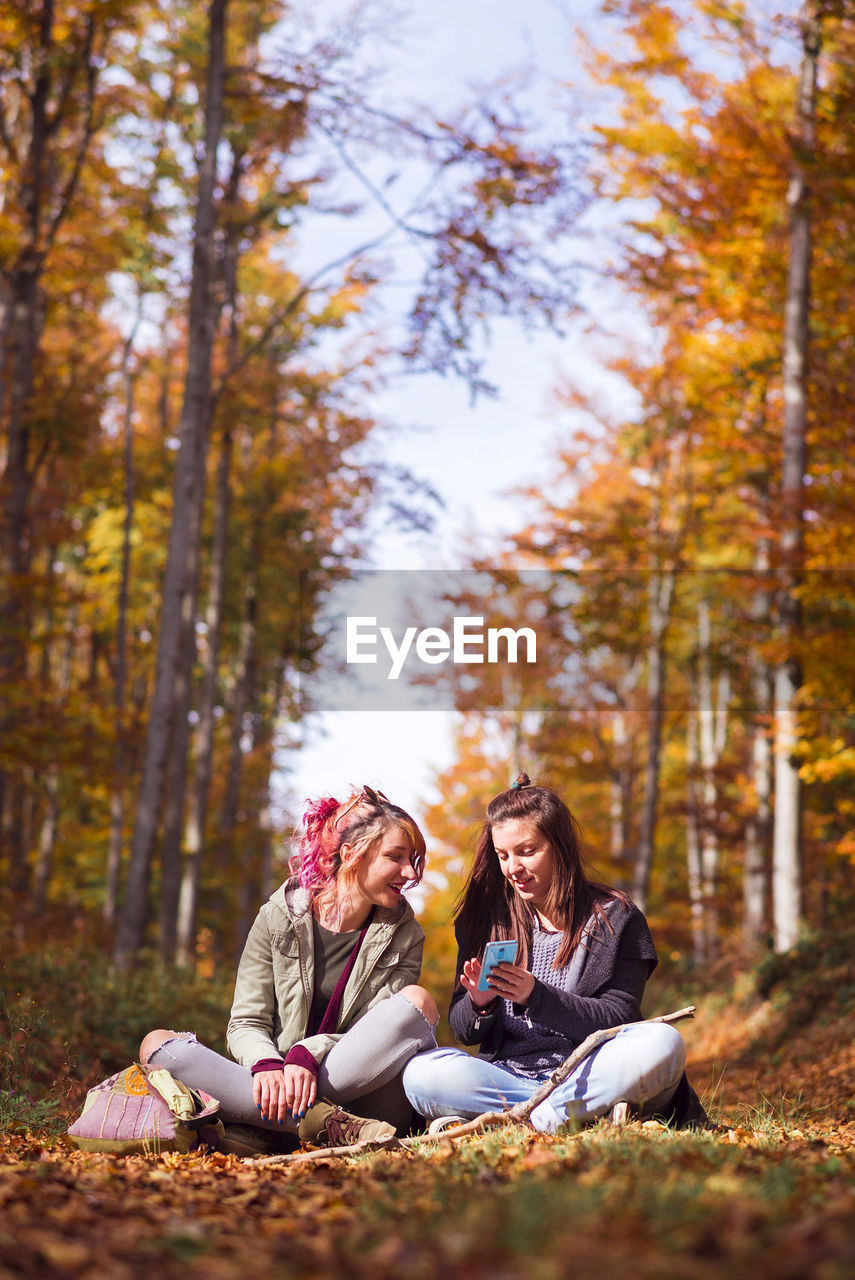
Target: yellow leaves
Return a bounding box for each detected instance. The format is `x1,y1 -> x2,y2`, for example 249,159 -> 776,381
82,499 -> 169,631
725,1125 -> 764,1145
800,745 -> 855,784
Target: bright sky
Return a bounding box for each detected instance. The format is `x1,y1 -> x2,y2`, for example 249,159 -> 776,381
279,0 -> 611,824
280,0 -> 803,830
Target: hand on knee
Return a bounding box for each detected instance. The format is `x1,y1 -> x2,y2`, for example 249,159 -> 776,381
399,985 -> 439,1027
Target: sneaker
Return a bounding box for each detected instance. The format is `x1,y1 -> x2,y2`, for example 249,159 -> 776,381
608,1101 -> 633,1126
220,1123 -> 298,1158
297,1100 -> 396,1149
427,1115 -> 465,1135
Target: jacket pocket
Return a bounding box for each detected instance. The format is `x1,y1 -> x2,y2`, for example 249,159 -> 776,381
374,950 -> 400,969
270,931 -> 300,959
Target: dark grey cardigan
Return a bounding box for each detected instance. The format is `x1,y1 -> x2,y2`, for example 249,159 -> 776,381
448,900 -> 658,1060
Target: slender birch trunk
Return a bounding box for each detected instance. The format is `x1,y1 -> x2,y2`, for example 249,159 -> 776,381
158,617 -> 196,963
218,578 -> 258,857
608,662 -> 640,875
633,569 -> 673,910
104,314 -> 142,926
609,708 -> 628,862
234,659 -> 284,957
175,429 -> 233,964
32,763 -> 59,914
744,546 -> 773,947
686,700 -> 705,966
697,599 -> 730,956
772,6 -> 819,954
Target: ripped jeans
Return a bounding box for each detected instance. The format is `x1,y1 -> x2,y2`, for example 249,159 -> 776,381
148,990 -> 437,1135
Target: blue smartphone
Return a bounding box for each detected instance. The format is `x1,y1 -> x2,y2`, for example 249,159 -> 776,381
476,939 -> 519,991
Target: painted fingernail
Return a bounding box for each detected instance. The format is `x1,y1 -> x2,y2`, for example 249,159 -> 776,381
256,1103 -> 262,1110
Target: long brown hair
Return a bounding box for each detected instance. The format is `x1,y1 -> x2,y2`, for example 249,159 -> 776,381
453,773 -> 624,970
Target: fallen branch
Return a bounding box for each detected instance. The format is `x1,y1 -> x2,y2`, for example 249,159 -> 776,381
251,1135 -> 401,1166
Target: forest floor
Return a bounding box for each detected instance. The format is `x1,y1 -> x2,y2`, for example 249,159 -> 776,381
1,921 -> 853,1280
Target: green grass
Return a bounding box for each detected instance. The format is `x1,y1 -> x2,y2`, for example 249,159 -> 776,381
322,1124 -> 854,1280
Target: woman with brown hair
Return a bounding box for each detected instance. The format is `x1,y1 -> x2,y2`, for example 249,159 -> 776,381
403,774 -> 702,1133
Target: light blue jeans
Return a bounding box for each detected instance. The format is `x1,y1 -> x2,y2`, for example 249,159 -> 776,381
403,1023 -> 686,1132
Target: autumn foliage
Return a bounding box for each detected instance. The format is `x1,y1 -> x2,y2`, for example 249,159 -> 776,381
424,0 -> 855,964
0,0 -> 576,963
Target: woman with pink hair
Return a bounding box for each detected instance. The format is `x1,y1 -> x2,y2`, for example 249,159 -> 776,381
140,786 -> 437,1155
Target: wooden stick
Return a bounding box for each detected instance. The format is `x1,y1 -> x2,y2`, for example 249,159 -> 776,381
250,1135 -> 400,1166
413,1005 -> 697,1142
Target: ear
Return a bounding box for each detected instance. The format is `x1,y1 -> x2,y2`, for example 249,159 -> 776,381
338,841 -> 359,869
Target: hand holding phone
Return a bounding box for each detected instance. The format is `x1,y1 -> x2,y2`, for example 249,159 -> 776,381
476,939 -> 519,991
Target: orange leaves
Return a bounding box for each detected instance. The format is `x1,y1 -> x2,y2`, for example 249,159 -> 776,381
3,938 -> 855,1280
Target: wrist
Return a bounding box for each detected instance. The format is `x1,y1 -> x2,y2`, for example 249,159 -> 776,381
283,1045 -> 320,1077
250,1058 -> 285,1076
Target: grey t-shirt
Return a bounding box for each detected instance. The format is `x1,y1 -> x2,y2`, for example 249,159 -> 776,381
311,917 -> 361,1023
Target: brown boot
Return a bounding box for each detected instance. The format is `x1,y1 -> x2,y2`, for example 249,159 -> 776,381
297,1101 -> 396,1150
220,1124 -> 298,1158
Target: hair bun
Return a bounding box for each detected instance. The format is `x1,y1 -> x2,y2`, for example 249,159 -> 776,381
510,772 -> 531,790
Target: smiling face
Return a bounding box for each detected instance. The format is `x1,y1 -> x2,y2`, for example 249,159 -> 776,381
491,817 -> 556,912
349,824 -> 418,911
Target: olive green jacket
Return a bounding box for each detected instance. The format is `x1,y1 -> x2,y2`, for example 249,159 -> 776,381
226,878 -> 425,1070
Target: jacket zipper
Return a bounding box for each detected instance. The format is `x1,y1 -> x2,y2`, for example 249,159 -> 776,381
337,924 -> 393,1026
293,926 -> 311,1031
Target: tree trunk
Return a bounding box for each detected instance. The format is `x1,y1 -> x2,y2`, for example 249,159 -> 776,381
158,616 -> 196,963
233,659 -> 284,958
772,6 -> 819,955
633,569 -> 673,910
219,580 -> 258,848
0,0 -> 53,592
32,763 -> 59,914
211,573 -> 258,941
176,426 -> 233,964
697,599 -> 730,957
114,0 -> 228,967
104,317 -> 141,926
609,708 -> 628,861
175,154 -> 243,965
3,781 -> 28,898
744,547 -> 773,947
686,700 -> 705,966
